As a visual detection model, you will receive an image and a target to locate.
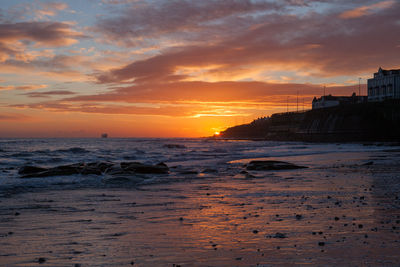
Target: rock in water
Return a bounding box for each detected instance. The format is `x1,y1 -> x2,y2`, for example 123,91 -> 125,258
19,161 -> 169,178
246,160 -> 307,171
18,166 -> 48,175
120,162 -> 169,174
81,162 -> 114,175
20,163 -> 84,178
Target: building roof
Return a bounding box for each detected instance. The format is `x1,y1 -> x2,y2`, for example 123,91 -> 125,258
313,93 -> 357,102
376,67 -> 400,76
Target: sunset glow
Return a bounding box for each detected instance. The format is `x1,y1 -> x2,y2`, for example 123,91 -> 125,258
0,0 -> 398,137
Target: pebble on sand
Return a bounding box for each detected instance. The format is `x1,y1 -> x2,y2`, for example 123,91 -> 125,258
295,214 -> 303,220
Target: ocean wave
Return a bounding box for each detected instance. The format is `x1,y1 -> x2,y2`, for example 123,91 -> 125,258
55,147 -> 89,154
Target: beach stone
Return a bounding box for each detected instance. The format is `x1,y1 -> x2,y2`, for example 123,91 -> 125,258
120,162 -> 169,174
267,232 -> 287,238
18,166 -> 47,175
202,168 -> 218,173
246,160 -> 307,171
38,257 -> 46,264
20,163 -> 84,178
274,232 -> 287,238
19,162 -> 117,178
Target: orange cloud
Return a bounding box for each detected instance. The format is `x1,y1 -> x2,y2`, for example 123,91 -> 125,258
36,2 -> 68,17
0,113 -> 31,121
0,84 -> 47,90
339,1 -> 395,19
12,81 -> 363,119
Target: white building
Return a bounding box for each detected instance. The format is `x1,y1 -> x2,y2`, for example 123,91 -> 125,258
312,95 -> 340,109
312,93 -> 366,109
368,67 -> 400,102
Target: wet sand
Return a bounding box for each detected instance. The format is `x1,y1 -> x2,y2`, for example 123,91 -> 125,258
1,150 -> 400,266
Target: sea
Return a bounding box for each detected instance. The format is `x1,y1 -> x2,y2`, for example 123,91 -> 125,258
0,138 -> 394,197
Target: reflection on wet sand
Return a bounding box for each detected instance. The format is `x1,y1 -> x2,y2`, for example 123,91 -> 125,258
1,150 -> 400,266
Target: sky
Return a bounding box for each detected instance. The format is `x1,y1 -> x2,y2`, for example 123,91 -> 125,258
0,0 -> 399,137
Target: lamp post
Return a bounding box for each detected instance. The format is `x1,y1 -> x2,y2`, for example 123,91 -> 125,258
287,96 -> 289,113
358,77 -> 361,96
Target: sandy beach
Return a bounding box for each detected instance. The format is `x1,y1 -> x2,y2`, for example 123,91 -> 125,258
1,142 -> 400,266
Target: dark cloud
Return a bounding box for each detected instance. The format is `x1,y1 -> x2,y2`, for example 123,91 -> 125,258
95,0 -> 400,85
0,21 -> 84,46
94,0 -> 283,46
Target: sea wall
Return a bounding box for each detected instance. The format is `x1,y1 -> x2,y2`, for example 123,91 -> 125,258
220,100 -> 400,142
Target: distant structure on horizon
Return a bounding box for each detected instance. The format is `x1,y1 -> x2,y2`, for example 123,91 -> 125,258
312,93 -> 367,110
101,133 -> 108,138
368,67 -> 400,102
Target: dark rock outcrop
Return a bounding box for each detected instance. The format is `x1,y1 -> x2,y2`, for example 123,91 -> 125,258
120,162 -> 169,174
246,160 -> 307,171
19,161 -> 169,178
20,163 -> 84,178
80,162 -> 114,175
18,166 -> 48,175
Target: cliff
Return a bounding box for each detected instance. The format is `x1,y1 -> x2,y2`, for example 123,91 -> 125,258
220,100 -> 400,142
